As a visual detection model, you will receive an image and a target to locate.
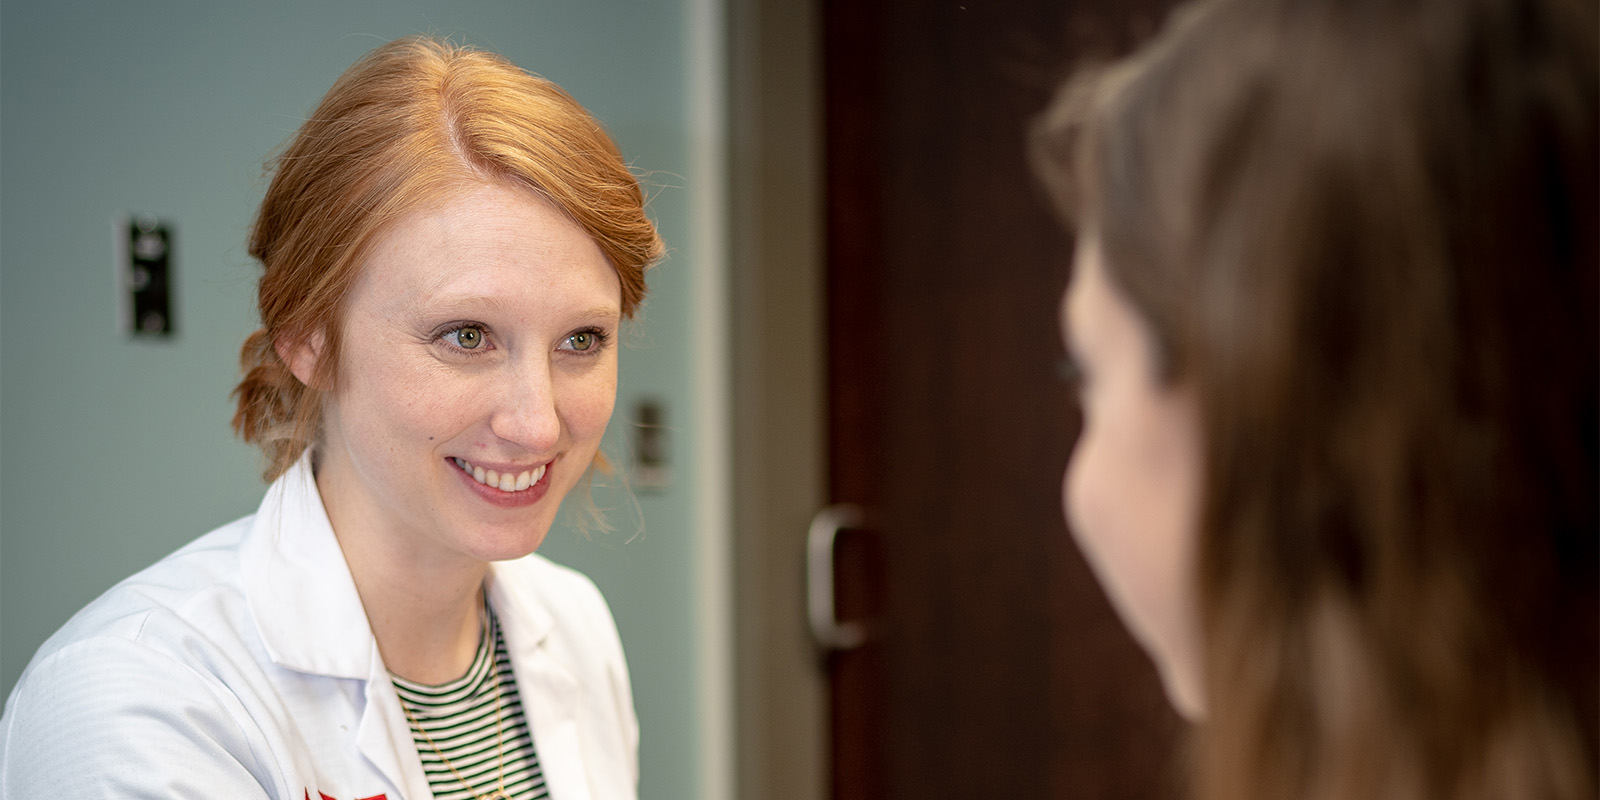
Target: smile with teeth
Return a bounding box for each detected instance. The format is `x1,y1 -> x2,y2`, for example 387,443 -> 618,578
452,457 -> 547,493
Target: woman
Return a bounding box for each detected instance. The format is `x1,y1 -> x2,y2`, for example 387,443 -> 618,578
0,37 -> 661,799
1035,0 -> 1596,797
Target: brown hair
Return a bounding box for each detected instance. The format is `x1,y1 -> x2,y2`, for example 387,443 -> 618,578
1034,0 -> 1598,797
232,36 -> 663,480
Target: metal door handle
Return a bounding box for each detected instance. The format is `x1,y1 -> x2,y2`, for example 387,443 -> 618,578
807,503 -> 869,650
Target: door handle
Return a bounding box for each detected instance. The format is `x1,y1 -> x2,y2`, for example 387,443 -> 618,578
807,503 -> 870,650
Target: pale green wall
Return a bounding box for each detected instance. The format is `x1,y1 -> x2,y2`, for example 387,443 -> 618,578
0,3 -> 719,798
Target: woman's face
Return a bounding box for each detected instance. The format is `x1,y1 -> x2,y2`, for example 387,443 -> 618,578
298,181 -> 621,572
1060,234 -> 1206,720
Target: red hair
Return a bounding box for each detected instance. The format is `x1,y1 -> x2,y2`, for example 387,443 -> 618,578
233,37 -> 662,480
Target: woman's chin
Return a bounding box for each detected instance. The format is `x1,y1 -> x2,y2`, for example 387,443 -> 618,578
464,523 -> 553,564
1157,662 -> 1206,722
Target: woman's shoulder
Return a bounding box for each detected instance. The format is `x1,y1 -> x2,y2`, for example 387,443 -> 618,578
0,515 -> 284,794
0,620 -> 282,795
12,515 -> 264,698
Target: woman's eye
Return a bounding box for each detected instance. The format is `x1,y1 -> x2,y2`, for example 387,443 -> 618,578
563,330 -> 605,352
448,326 -> 486,350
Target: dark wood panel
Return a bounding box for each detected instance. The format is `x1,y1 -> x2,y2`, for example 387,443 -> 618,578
824,1 -> 1186,797
822,0 -> 891,796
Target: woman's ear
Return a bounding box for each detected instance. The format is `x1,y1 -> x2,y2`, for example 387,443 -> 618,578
276,330 -> 325,388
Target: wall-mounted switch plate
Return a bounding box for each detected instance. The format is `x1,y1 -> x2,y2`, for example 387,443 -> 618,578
632,398 -> 671,491
117,214 -> 175,337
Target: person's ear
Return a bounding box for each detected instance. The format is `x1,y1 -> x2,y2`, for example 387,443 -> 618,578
276,329 -> 326,388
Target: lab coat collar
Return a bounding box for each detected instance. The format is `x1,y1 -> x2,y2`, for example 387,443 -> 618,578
239,455 -> 566,677
239,454 -> 595,798
239,453 -> 377,681
239,455 -> 434,796
487,566 -> 588,800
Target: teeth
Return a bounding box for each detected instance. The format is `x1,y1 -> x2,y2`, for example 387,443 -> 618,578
452,457 -> 545,493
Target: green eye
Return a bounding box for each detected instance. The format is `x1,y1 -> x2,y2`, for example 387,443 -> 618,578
559,328 -> 608,354
453,326 -> 484,349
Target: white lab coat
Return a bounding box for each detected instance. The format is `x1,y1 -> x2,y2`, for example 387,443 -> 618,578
0,455 -> 638,799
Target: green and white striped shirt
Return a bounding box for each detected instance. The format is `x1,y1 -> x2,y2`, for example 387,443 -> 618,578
392,606 -> 550,800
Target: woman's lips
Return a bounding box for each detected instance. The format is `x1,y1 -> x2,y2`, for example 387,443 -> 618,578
452,456 -> 547,492
449,456 -> 553,508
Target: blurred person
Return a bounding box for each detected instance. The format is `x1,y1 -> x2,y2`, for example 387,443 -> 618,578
1034,0 -> 1597,797
0,36 -> 661,799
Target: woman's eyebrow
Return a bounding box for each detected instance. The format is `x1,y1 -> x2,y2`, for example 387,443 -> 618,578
405,295 -> 622,325
574,306 -> 623,323
394,293 -> 507,321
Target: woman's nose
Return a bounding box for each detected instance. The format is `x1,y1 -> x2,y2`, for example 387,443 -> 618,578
491,361 -> 561,453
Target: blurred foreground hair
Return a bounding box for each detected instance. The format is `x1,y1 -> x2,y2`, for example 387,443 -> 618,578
1034,0 -> 1598,797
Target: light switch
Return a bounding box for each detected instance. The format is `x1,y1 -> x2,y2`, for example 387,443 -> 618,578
120,215 -> 174,337
632,398 -> 670,491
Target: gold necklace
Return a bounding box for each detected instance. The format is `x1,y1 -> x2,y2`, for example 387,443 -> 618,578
397,614 -> 510,800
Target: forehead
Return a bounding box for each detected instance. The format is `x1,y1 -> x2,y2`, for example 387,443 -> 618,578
350,182 -> 620,311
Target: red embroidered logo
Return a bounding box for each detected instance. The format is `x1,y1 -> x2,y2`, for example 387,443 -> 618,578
305,790 -> 387,800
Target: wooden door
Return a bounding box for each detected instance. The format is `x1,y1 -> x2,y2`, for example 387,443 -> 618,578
822,1 -> 1185,797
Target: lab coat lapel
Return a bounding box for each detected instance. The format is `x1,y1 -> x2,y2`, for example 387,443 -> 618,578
357,654 -> 433,799
488,562 -> 592,800
239,454 -> 371,680
241,454 -> 432,797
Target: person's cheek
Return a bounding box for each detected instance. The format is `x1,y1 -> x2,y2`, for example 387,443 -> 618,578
572,370 -> 616,444
1064,423 -> 1104,562
1066,415 -> 1144,637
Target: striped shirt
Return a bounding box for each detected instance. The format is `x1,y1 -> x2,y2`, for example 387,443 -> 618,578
392,606 -> 550,800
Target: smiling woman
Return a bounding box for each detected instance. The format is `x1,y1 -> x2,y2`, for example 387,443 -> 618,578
299,183 -> 626,681
0,37 -> 662,800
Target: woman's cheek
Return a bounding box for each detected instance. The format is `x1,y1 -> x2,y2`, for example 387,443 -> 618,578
560,369 -> 619,443
1064,426 -> 1108,568
1064,416 -> 1149,640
